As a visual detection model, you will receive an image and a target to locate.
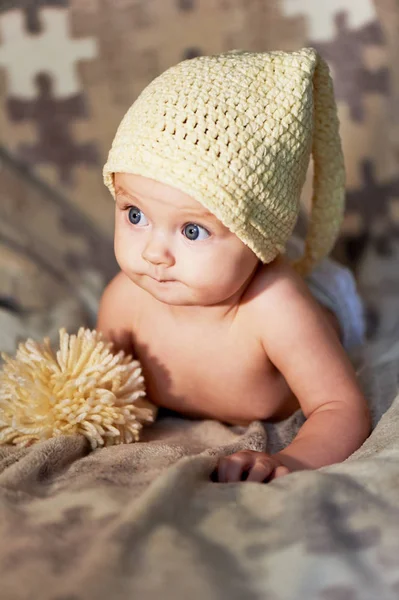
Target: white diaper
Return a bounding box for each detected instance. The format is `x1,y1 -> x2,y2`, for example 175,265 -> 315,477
286,236 -> 366,356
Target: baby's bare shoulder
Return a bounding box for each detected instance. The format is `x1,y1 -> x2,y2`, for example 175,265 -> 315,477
96,271 -> 140,353
98,270 -> 137,312
245,256 -> 311,309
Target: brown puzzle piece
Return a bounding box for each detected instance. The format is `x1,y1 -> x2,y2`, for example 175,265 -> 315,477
310,11 -> 390,122
343,160 -> 399,258
177,0 -> 196,11
7,73 -> 98,186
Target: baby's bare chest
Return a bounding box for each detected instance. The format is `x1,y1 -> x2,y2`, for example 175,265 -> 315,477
131,312 -> 296,423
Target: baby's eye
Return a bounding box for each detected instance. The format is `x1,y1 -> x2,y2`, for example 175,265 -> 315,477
183,223 -> 210,241
128,206 -> 148,226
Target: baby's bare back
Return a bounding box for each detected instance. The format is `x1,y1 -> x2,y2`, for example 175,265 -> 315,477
98,265 -> 306,424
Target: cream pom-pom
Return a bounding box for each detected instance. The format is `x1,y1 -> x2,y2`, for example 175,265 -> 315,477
0,328 -> 157,449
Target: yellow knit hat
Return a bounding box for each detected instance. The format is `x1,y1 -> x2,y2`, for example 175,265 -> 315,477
103,48 -> 345,276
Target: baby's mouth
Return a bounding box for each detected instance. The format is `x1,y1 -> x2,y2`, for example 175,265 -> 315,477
149,275 -> 175,283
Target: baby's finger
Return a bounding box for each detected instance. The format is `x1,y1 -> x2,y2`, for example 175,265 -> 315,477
273,465 -> 291,479
245,460 -> 274,482
217,453 -> 254,483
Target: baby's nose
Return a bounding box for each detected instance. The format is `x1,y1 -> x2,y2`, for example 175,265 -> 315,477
142,234 -> 175,267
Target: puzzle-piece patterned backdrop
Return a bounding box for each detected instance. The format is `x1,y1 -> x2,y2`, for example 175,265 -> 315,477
0,0 -> 398,348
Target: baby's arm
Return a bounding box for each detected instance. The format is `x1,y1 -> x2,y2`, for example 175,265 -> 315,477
217,261 -> 371,482
96,271 -> 136,355
264,266 -> 371,472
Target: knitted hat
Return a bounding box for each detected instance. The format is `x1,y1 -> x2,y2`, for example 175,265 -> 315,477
103,48 -> 345,276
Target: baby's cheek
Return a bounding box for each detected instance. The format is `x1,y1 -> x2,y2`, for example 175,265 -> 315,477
210,260 -> 244,287
114,235 -> 138,272
198,263 -> 240,298
189,256 -> 226,283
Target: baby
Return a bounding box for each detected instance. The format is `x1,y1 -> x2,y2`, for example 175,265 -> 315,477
98,48 -> 371,483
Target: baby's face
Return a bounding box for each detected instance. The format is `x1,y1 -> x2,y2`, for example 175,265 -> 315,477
113,173 -> 259,307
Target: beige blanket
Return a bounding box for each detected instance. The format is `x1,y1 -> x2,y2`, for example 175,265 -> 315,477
0,340 -> 399,600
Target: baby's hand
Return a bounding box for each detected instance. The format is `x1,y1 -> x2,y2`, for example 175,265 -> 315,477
214,450 -> 291,483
